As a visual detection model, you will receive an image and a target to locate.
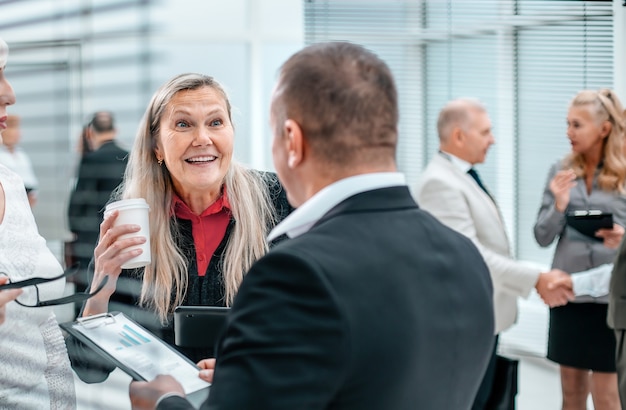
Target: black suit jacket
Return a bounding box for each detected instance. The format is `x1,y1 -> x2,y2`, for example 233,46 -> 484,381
159,186 -> 494,410
68,141 -> 128,266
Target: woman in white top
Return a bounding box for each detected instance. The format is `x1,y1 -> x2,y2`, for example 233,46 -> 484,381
0,37 -> 76,410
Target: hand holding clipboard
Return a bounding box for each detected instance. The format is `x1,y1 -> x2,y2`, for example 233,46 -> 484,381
61,312 -> 210,405
566,210 -> 614,242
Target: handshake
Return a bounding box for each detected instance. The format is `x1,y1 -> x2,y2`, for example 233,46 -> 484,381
535,269 -> 575,308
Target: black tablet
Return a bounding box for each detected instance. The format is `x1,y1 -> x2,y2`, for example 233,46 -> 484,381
174,306 -> 230,349
566,210 -> 613,240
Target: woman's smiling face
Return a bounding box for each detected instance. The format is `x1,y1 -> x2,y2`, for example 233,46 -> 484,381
155,86 -> 234,200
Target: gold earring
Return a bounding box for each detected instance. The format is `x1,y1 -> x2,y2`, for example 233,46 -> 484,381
157,158 -> 163,166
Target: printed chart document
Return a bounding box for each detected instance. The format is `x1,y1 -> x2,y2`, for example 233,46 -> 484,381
62,312 -> 210,403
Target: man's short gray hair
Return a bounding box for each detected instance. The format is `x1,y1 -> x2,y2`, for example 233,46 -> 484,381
437,98 -> 486,143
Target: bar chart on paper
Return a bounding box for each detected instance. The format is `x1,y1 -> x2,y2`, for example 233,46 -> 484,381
66,312 -> 211,398
117,324 -> 152,349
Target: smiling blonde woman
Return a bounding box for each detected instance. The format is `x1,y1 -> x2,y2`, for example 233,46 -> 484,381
68,73 -> 292,383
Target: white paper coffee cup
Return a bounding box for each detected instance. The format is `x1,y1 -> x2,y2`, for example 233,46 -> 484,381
104,198 -> 151,269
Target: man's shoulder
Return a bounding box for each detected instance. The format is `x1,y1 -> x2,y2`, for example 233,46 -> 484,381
103,140 -> 129,154
417,158 -> 464,194
422,155 -> 454,176
88,141 -> 129,161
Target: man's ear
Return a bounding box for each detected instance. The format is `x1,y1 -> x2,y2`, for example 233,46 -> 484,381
450,126 -> 465,148
284,119 -> 304,169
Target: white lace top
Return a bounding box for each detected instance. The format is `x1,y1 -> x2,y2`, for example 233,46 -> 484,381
0,164 -> 76,409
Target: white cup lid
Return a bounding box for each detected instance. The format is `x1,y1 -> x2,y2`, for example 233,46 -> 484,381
104,198 -> 150,214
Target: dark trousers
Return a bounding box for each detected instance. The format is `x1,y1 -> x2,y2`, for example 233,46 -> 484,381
472,335 -> 499,410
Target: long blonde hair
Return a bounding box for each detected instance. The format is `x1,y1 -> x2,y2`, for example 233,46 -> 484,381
120,73 -> 276,322
564,89 -> 626,193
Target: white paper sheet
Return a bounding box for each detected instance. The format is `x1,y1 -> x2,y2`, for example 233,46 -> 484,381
70,312 -> 210,395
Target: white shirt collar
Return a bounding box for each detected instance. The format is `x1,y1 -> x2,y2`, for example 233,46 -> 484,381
267,172 -> 406,242
440,150 -> 472,173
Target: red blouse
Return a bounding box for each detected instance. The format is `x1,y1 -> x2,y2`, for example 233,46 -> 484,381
172,189 -> 231,276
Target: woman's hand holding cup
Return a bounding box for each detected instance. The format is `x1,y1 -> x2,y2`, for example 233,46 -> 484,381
83,205 -> 149,316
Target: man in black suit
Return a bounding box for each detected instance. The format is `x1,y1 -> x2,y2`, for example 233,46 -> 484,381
129,41 -> 495,410
67,111 -> 128,313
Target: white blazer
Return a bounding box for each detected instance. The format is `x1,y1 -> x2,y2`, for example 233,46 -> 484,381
415,153 -> 539,334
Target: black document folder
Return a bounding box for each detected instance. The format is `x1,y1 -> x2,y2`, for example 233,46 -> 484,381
566,210 -> 613,240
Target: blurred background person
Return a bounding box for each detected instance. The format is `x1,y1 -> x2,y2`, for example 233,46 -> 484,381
64,122 -> 94,270
0,36 -> 77,410
76,121 -> 93,157
67,111 -> 127,316
416,98 -> 572,410
68,73 -> 291,383
534,88 -> 626,410
0,114 -> 39,207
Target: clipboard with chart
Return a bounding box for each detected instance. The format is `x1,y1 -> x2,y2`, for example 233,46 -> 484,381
61,312 -> 210,405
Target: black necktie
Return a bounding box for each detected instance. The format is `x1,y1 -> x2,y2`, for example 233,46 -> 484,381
467,168 -> 492,198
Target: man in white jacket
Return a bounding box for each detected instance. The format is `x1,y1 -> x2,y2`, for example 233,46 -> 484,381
415,98 -> 573,410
